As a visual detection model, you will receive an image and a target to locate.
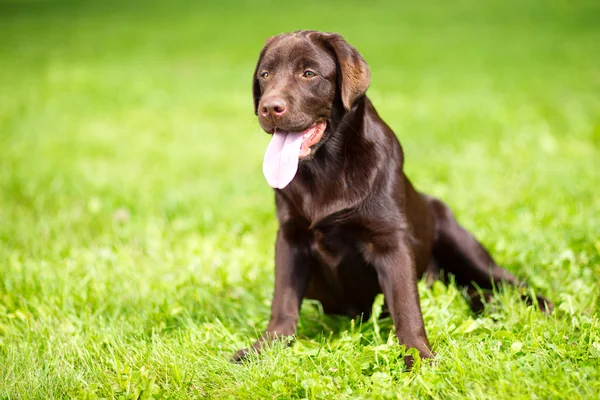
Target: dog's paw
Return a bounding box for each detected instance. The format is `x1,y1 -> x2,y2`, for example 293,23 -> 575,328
230,347 -> 252,363
536,295 -> 554,314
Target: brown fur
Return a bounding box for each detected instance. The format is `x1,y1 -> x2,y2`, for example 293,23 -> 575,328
235,30 -> 553,368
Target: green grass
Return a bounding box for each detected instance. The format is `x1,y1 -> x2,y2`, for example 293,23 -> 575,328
1,0 -> 599,398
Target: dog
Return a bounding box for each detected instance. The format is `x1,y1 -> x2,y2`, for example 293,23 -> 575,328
233,30 -> 552,367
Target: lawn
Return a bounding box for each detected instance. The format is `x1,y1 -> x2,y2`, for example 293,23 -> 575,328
1,0 -> 599,398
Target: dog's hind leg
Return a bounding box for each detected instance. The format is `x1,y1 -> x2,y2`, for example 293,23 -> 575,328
426,196 -> 553,313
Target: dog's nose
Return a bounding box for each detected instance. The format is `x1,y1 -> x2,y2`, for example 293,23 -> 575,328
261,98 -> 287,118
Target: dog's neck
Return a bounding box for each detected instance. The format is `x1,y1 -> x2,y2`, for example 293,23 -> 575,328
282,96 -> 403,224
299,96 -> 402,178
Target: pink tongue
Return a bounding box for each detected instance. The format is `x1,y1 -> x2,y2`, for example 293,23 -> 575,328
262,129 -> 304,189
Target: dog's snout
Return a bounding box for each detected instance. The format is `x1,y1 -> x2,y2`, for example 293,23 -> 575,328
261,98 -> 287,118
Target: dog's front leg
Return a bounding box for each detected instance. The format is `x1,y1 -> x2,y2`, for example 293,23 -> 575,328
232,229 -> 312,362
372,235 -> 433,367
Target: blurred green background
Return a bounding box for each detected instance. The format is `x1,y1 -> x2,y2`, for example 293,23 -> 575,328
1,1 -> 599,398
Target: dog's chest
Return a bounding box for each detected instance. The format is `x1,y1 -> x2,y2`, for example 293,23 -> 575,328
309,224 -> 366,270
308,224 -> 382,309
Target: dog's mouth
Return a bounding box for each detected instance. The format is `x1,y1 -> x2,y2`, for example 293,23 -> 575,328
297,122 -> 327,158
262,121 -> 327,189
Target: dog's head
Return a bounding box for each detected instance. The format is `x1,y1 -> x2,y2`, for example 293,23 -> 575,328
254,30 -> 370,188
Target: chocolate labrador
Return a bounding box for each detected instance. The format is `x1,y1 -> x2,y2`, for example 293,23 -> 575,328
233,30 -> 552,366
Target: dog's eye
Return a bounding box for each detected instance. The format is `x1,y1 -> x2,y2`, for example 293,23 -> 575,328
303,70 -> 316,78
260,72 -> 269,79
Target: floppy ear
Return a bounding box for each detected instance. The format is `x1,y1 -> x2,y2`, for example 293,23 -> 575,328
321,33 -> 371,111
253,36 -> 277,115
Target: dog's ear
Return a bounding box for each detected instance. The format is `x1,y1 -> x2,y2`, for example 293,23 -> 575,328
253,36 -> 277,115
321,33 -> 371,111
